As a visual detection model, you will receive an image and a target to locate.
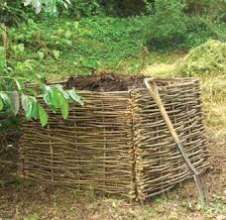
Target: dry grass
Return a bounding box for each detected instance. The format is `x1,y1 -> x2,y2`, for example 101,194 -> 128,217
141,63 -> 177,77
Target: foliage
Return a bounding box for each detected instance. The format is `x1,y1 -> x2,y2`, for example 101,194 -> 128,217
0,45 -> 83,126
147,0 -> 226,50
2,15 -> 151,126
62,0 -> 103,17
184,0 -> 226,22
1,0 -> 226,25
6,14 -> 226,77
177,39 -> 226,76
0,1 -> 85,127
183,16 -> 224,48
62,0 -> 155,17
0,1 -> 28,25
0,0 -> 71,26
147,39 -> 226,76
8,16 -> 151,76
103,0 -> 150,17
185,0 -> 216,15
24,0 -> 71,15
148,0 -> 187,49
1,22 -> 84,127
0,0 -> 149,25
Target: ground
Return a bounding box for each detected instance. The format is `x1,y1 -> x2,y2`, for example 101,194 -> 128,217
0,153 -> 226,220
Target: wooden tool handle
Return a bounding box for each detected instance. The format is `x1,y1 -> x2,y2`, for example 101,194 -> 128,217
144,78 -> 199,175
144,78 -> 207,203
144,78 -> 181,143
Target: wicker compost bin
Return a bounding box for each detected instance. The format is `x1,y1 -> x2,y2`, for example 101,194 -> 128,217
19,77 -> 209,201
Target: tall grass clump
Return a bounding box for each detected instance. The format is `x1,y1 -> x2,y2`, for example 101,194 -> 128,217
177,40 -> 226,76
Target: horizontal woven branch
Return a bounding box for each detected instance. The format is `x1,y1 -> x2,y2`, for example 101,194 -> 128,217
19,78 -> 209,200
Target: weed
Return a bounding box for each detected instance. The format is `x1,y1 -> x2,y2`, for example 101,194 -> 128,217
7,16 -> 151,79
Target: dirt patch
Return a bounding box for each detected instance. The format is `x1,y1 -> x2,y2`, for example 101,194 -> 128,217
1,179 -> 226,220
65,73 -> 145,91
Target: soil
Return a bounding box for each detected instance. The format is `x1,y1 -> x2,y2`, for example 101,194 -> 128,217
65,73 -> 145,91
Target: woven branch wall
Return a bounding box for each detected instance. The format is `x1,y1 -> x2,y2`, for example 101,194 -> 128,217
19,78 -> 209,201
0,113 -> 20,182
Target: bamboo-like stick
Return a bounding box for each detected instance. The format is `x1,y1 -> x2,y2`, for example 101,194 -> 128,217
144,78 -> 208,203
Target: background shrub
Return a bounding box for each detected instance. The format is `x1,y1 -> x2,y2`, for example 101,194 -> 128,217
148,0 -> 187,49
0,1 -> 28,26
61,0 -> 104,18
147,0 -> 226,50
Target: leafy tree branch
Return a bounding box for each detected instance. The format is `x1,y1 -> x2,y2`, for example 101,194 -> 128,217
0,0 -> 83,127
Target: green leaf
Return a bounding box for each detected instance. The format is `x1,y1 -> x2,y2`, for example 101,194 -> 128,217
43,93 -> 51,107
65,30 -> 72,39
0,92 -> 9,103
18,43 -> 25,52
0,92 -> 11,109
42,85 -> 69,119
21,94 -> 28,111
57,91 -> 69,119
30,98 -> 39,120
21,94 -> 39,120
61,99 -> 69,119
73,21 -> 79,29
51,88 -> 61,108
55,84 -> 69,99
68,89 -> 84,105
38,105 -> 48,127
8,91 -> 20,115
43,86 -> 58,110
21,94 -> 32,119
21,93 -> 47,126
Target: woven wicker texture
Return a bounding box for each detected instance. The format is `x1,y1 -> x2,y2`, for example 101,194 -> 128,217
0,112 -> 20,182
132,79 -> 208,200
19,78 -> 209,200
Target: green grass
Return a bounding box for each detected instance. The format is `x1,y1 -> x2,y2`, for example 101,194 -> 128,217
10,16 -> 220,80
8,16 -> 153,80
7,15 -> 226,81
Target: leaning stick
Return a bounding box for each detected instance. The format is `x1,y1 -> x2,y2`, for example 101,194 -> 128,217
144,77 -> 207,203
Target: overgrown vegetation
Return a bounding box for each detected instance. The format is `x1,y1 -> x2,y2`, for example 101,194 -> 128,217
0,1 -> 84,127
2,0 -> 226,52
148,0 -> 226,49
147,39 -> 226,77
178,39 -> 226,76
7,16 -> 151,77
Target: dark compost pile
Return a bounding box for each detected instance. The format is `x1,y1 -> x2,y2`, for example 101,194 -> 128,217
65,73 -> 145,91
